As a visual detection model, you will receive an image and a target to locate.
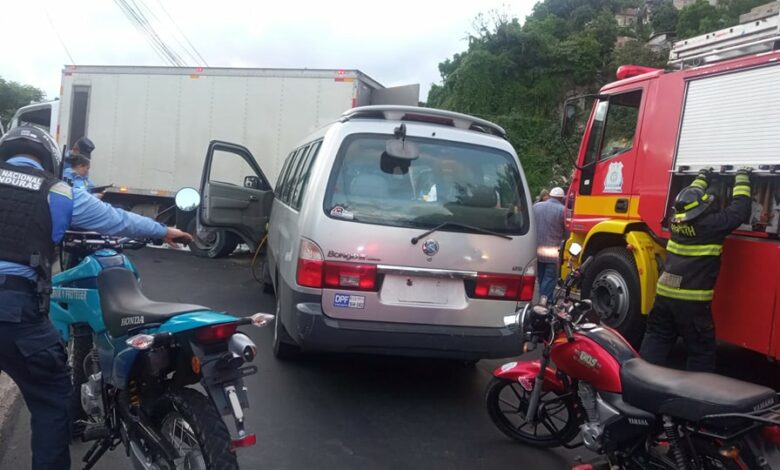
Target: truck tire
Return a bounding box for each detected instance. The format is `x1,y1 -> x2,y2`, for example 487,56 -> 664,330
186,218 -> 238,259
581,247 -> 645,346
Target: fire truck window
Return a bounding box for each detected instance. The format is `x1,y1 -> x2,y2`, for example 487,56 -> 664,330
583,100 -> 608,167
599,90 -> 642,160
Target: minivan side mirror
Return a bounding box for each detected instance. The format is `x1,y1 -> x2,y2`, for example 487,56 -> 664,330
561,101 -> 577,138
244,175 -> 261,189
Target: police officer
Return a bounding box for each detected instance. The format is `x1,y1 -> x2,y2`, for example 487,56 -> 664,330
640,167 -> 752,372
63,136 -> 97,193
0,126 -> 192,469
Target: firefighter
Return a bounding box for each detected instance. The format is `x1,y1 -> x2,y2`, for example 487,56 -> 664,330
639,167 -> 753,372
0,126 -> 191,469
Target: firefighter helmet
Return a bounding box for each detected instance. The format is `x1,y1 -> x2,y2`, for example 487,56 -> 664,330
672,184 -> 715,222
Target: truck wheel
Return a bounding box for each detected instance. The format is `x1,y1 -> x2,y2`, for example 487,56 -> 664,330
186,218 -> 238,258
581,247 -> 645,346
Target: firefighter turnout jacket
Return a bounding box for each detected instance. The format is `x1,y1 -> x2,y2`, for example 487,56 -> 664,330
657,172 -> 752,302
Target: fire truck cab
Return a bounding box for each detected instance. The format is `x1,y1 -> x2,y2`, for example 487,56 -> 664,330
562,12 -> 780,357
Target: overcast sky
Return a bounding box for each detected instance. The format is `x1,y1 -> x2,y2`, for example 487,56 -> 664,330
1,0 -> 536,102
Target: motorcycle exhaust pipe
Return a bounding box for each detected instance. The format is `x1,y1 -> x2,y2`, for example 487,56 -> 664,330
229,333 -> 257,363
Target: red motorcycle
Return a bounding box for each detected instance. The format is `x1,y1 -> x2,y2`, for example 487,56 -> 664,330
486,243 -> 780,469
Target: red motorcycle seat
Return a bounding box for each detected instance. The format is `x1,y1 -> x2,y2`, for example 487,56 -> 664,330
621,358 -> 775,422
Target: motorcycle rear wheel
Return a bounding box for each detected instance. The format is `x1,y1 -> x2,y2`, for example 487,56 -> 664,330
485,377 -> 580,448
150,388 -> 238,470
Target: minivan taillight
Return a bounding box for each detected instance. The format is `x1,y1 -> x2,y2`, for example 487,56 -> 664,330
474,273 -> 535,301
324,261 -> 377,291
296,239 -> 324,288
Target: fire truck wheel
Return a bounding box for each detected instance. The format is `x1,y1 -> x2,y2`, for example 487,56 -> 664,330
581,247 -> 644,346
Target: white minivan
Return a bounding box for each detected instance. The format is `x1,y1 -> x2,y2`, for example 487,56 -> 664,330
198,106 -> 536,360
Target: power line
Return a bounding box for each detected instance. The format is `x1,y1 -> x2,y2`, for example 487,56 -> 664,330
154,0 -> 209,66
136,0 -> 200,66
114,0 -> 185,66
43,6 -> 75,64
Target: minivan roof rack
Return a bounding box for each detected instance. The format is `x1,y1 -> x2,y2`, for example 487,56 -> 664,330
340,105 -> 507,139
669,11 -> 780,68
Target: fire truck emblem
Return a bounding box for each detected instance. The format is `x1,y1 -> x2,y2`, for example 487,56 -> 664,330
604,161 -> 624,193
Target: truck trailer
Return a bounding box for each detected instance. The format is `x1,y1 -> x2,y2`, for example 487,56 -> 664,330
10,65 -> 419,257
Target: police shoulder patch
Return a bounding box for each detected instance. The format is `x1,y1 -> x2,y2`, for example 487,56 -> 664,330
49,181 -> 73,199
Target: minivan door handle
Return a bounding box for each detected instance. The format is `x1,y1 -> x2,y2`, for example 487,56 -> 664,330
615,198 -> 629,214
248,195 -> 258,202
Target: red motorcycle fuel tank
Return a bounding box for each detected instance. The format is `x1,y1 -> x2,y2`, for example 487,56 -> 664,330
550,324 -> 637,393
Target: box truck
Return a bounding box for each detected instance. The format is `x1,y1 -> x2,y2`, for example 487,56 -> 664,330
9,65 -> 419,257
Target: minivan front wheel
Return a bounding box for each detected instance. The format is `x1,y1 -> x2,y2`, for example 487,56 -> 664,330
272,285 -> 300,360
581,247 -> 644,346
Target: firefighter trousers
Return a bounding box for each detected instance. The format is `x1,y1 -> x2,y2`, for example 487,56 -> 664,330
639,295 -> 717,373
0,284 -> 71,470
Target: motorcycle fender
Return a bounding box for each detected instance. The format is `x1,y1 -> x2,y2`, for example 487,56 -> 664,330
493,360 -> 566,393
190,342 -> 253,418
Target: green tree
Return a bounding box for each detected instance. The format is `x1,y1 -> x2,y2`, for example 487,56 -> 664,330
677,0 -> 724,37
650,1 -> 679,33
0,77 -> 45,127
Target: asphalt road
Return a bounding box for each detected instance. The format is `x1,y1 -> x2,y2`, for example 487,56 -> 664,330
1,248 -> 779,469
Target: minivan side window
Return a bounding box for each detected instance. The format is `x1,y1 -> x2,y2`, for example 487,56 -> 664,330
275,153 -> 293,198
282,145 -> 309,205
290,140 -> 322,210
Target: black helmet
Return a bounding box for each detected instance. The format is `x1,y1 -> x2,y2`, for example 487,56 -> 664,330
672,185 -> 715,223
0,126 -> 62,174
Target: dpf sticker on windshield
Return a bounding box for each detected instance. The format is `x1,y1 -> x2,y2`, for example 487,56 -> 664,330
334,293 -> 365,309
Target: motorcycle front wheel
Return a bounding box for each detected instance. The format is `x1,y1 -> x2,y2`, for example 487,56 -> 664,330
485,377 -> 580,448
149,388 -> 238,470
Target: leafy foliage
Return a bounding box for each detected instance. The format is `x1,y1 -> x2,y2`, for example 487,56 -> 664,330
0,77 -> 45,128
427,0 -> 766,195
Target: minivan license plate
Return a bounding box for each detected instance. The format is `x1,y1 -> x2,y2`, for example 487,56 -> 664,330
381,275 -> 459,305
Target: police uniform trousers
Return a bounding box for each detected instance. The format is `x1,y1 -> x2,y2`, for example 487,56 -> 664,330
639,295 -> 717,373
0,276 -> 71,469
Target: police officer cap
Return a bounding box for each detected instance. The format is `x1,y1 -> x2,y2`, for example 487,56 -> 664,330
73,137 -> 95,158
0,126 -> 62,174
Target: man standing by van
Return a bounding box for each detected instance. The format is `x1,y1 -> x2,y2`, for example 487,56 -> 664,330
533,187 -> 566,301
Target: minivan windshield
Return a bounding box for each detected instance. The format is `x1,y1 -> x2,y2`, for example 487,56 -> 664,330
324,133 -> 529,235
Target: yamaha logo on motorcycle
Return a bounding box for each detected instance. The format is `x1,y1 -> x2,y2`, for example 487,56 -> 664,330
50,231 -> 275,470
486,244 -> 780,469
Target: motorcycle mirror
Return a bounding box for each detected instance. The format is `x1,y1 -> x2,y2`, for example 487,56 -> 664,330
568,242 -> 583,258
249,313 -> 275,327
175,187 -> 201,212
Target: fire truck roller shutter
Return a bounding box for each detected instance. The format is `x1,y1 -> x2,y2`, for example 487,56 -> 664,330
675,64 -> 780,170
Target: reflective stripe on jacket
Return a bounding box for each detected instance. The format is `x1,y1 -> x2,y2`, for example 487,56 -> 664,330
657,176 -> 752,302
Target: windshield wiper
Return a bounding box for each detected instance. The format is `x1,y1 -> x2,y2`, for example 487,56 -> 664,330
410,222 -> 512,245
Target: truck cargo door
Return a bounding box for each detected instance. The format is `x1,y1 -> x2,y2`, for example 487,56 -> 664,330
575,89 -> 645,220
199,140 -> 272,246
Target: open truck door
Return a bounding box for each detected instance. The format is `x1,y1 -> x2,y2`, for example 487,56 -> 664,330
197,140 -> 273,255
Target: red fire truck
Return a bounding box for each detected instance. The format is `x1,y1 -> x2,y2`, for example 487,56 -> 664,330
560,12 -> 780,357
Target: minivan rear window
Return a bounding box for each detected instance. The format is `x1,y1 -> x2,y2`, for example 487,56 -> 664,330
324,134 -> 529,235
